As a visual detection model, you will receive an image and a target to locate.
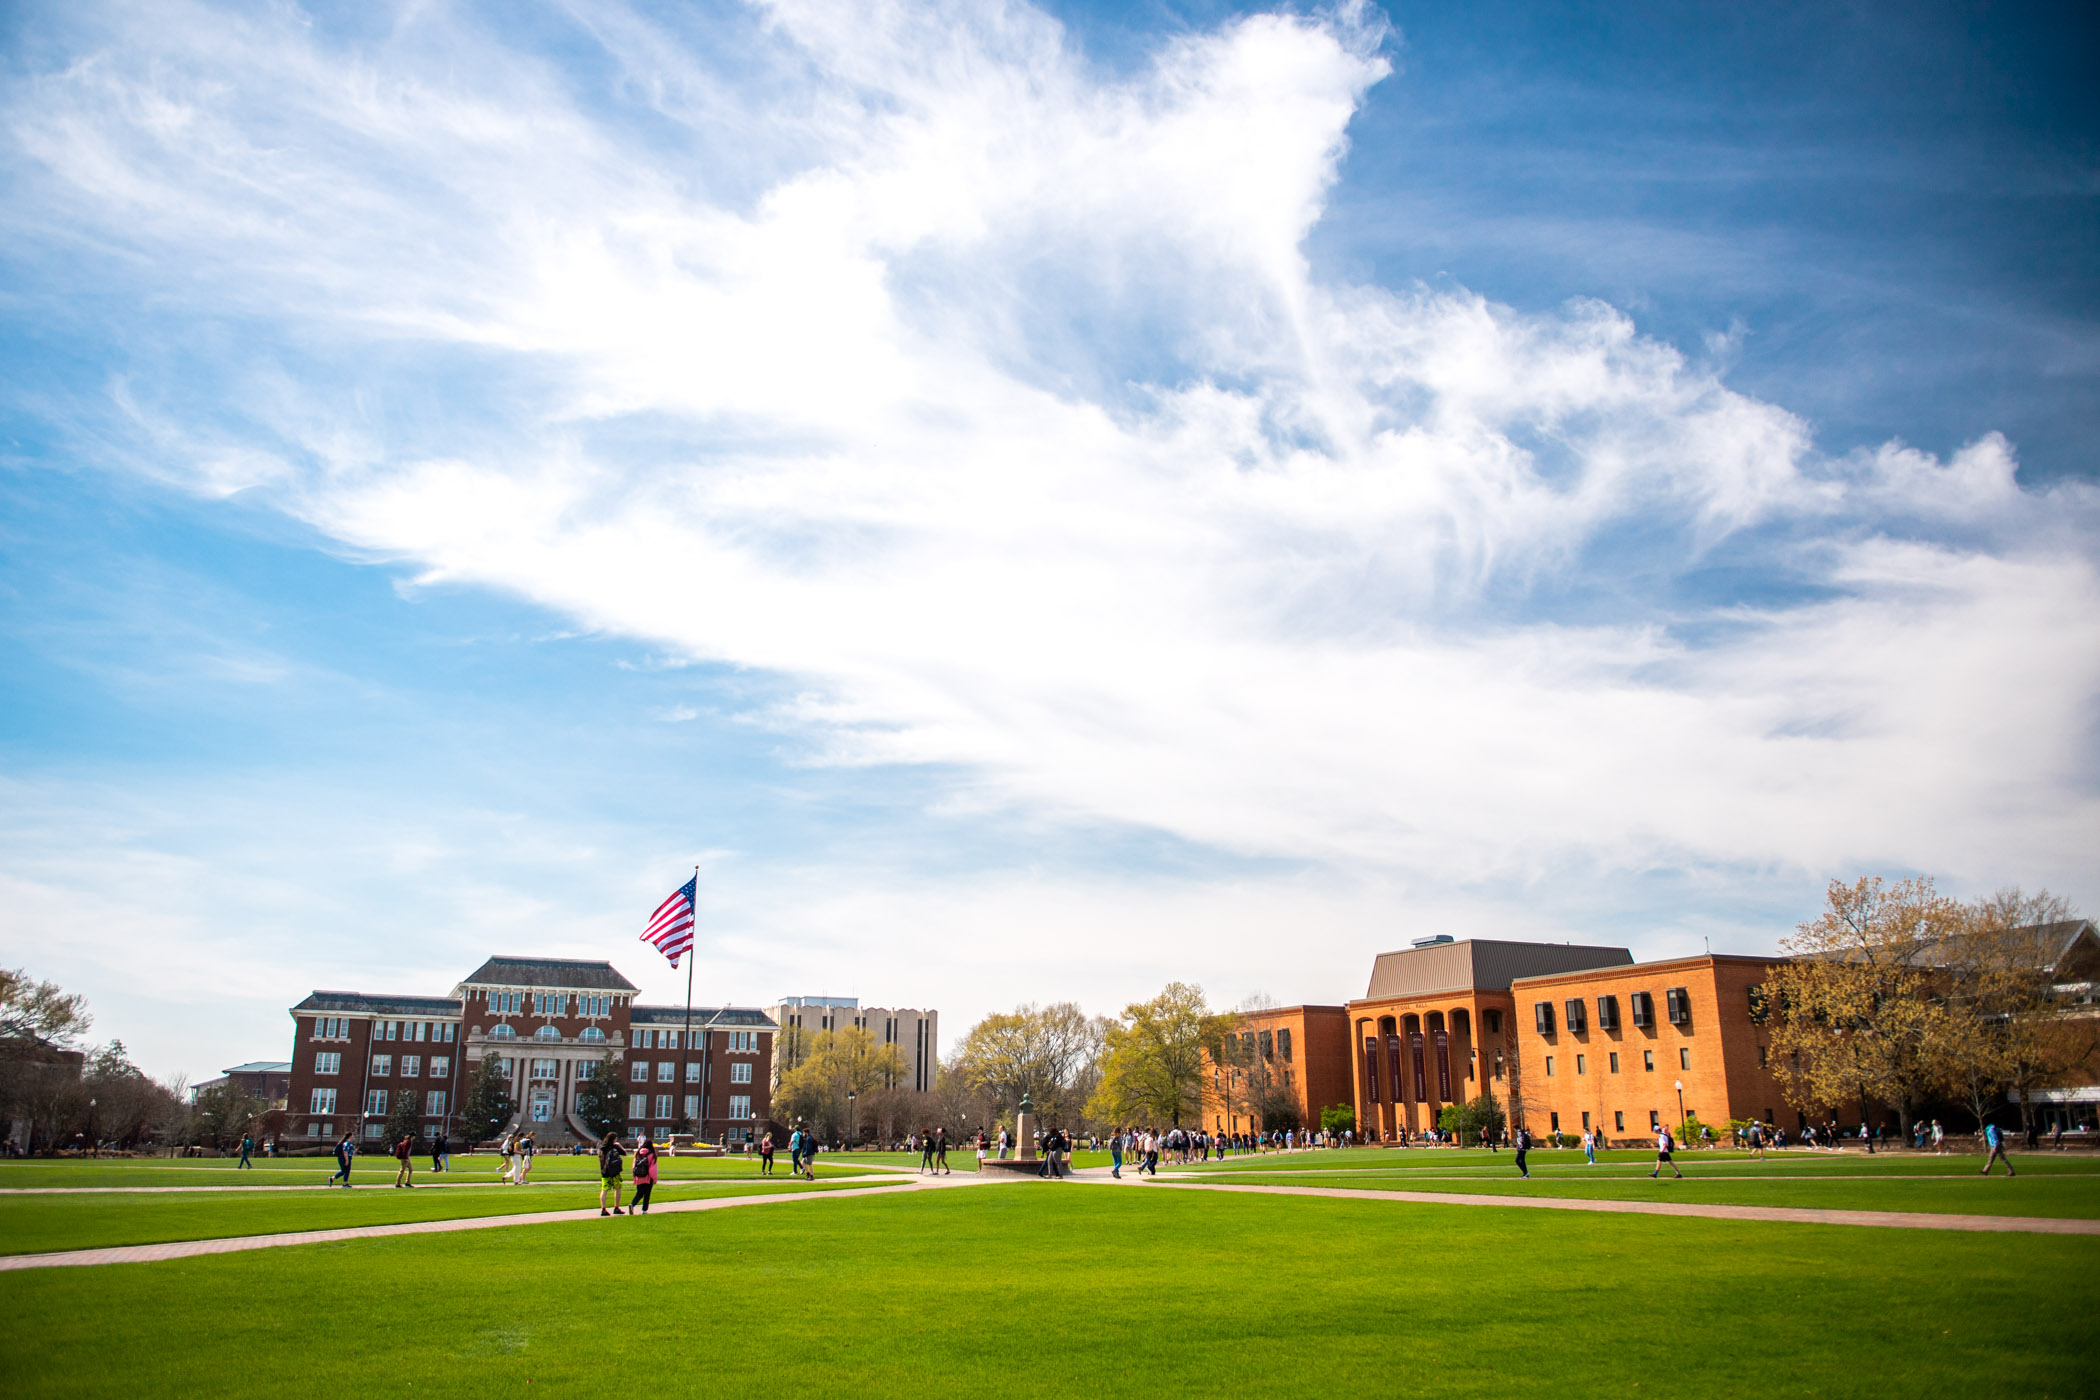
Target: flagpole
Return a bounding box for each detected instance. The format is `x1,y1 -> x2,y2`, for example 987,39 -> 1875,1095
680,864 -> 696,1142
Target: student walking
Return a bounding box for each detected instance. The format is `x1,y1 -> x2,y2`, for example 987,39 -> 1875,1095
393,1134 -> 416,1188
919,1132 -> 937,1174
1650,1126 -> 1683,1179
1581,1129 -> 1596,1166
597,1130 -> 627,1215
758,1130 -> 776,1176
1111,1128 -> 1126,1178
1514,1127 -> 1531,1179
631,1136 -> 659,1213
430,1132 -> 448,1173
237,1133 -> 254,1170
1980,1121 -> 2016,1177
498,1132 -> 517,1183
935,1126 -> 950,1174
329,1131 -> 356,1187
513,1131 -> 536,1186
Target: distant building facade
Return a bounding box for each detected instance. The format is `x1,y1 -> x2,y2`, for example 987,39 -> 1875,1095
767,996 -> 939,1094
188,1061 -> 293,1108
1203,1005 -> 1353,1135
285,956 -> 776,1145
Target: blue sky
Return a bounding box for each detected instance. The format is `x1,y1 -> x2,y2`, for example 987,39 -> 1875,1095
2,0 -> 2094,1082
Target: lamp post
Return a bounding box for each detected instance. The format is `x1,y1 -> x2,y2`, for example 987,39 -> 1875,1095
1674,1079 -> 1686,1129
845,1091 -> 856,1151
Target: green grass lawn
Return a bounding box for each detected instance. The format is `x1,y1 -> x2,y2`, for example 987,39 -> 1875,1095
0,1153 -> 891,1189
0,1178 -> 896,1256
1,1184 -> 2092,1397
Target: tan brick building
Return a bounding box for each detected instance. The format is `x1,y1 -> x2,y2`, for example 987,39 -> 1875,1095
1203,1004 -> 1352,1134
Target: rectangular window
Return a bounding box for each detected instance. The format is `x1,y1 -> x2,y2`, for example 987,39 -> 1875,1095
1576,1054 -> 1586,1075
1650,1110 -> 1661,1130
1679,1048 -> 1690,1071
307,1121 -> 322,1137
1609,1052 -> 1620,1073
1757,1046 -> 1768,1068
1545,1056 -> 1555,1077
315,1052 -> 340,1075
636,1029 -> 654,1048
495,1057 -> 514,1077
632,1061 -> 651,1084
683,1095 -> 700,1119
1279,1028 -> 1293,1062
1564,999 -> 1587,1034
1596,995 -> 1619,1031
662,1031 -> 680,1050
1534,1002 -> 1555,1035
1484,1009 -> 1501,1034
730,1062 -> 752,1084
1614,1111 -> 1624,1131
1666,987 -> 1691,1027
426,1091 -> 445,1116
1258,1030 -> 1274,1061
1630,992 -> 1654,1029
431,1057 -> 450,1079
685,1061 -> 703,1082
365,1089 -> 387,1115
364,1123 -> 385,1139
576,1061 -> 596,1080
387,1021 -> 399,1041
654,1094 -> 672,1120
1644,1050 -> 1655,1072
1581,1112 -> 1590,1130
372,1055 -> 392,1077
657,1061 -> 675,1082
402,1056 -> 421,1078
443,1024 -> 456,1043
1549,1112 -> 1560,1131
530,1058 -> 557,1079
310,1088 -> 337,1114
628,1094 -> 647,1120
729,1095 -> 752,1120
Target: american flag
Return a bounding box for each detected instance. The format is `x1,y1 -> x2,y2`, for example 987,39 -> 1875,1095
642,876 -> 697,968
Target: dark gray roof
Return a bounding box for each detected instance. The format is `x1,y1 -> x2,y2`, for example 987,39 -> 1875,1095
1362,939 -> 1634,1000
631,1005 -> 779,1030
292,992 -> 465,1016
456,958 -> 639,993
1908,920 -> 2098,977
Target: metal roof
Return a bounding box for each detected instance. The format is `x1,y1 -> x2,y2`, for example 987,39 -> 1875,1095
291,991 -> 466,1016
1361,939 -> 1634,1000
630,1005 -> 779,1029
455,957 -> 640,993
221,1061 -> 292,1075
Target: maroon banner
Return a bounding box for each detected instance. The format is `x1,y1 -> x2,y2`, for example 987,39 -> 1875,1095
1385,1036 -> 1404,1102
1362,1037 -> 1381,1103
1410,1032 -> 1427,1100
1434,1029 -> 1452,1101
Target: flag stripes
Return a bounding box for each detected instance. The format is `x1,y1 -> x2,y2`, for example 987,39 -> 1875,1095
643,876 -> 697,968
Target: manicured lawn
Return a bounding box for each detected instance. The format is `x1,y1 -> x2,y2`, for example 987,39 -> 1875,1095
0,1178 -> 894,1256
1182,1146 -> 2100,1177
0,1154 -> 888,1189
1,1185 -> 2092,1397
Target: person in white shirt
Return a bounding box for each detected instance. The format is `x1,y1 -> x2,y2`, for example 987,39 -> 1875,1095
1650,1126 -> 1683,1179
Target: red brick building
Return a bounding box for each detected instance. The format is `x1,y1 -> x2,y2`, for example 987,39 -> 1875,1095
285,956 -> 775,1146
1203,1005 -> 1353,1134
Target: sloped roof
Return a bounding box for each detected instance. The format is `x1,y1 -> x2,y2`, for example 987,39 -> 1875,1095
291,991 -> 465,1016
222,1061 -> 292,1075
1362,939 -> 1634,1000
456,957 -> 639,993
631,1005 -> 779,1030
1908,919 -> 2098,977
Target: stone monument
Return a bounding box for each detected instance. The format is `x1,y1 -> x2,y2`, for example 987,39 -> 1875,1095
978,1092 -> 1048,1177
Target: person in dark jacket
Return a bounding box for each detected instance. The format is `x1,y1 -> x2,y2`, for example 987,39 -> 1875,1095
330,1132 -> 355,1188
1513,1127 -> 1530,1179
598,1130 -> 627,1215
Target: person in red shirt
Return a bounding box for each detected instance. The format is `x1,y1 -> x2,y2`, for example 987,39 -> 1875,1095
393,1134 -> 415,1188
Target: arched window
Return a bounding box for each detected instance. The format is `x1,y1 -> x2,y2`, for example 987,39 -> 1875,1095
489,1024 -> 516,1040
535,1025 -> 561,1041
580,1026 -> 606,1043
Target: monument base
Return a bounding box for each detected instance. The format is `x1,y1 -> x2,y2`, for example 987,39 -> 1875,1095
976,1156 -> 1068,1178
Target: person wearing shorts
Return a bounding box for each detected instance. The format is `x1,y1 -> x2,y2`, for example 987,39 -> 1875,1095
1650,1126 -> 1682,1178
393,1134 -> 415,1188
597,1130 -> 626,1215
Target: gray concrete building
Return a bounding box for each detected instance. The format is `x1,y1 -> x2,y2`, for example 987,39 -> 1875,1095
767,996 -> 938,1093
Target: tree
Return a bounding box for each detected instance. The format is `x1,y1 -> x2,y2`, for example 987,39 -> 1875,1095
1766,876 -> 1962,1138
1320,1103 -> 1356,1138
773,1027 -> 908,1143
378,1083 -> 424,1150
0,968 -> 92,1049
1089,983 -> 1229,1128
82,1041 -> 182,1150
1436,1092 -> 1505,1147
190,1080 -> 265,1151
950,1003 -> 1106,1129
461,1053 -> 517,1145
1932,888 -> 2092,1132
571,1051 -> 625,1140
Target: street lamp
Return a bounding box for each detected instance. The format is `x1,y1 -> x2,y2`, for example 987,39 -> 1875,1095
845,1091 -> 856,1151
1674,1079 -> 1686,1129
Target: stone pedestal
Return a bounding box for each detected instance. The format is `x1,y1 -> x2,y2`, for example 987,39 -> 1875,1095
1014,1111 -> 1037,1160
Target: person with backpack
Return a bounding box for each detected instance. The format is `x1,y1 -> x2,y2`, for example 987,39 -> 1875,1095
919,1131 -> 937,1174
758,1130 -> 776,1177
935,1126 -> 950,1175
1651,1124 -> 1683,1178
513,1131 -> 536,1186
1980,1121 -> 2016,1177
237,1133 -> 254,1170
1512,1125 -> 1531,1179
597,1130 -> 627,1215
631,1135 -> 659,1213
430,1131 -> 448,1174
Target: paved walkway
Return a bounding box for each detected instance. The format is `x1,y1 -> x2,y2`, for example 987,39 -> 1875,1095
1121,1176 -> 2100,1234
0,1177 -> 934,1272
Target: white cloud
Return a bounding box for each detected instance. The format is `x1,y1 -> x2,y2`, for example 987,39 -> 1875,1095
6,0 -> 2097,1043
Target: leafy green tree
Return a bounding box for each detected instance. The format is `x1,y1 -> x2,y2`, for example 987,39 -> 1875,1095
951,1003 -> 1106,1128
378,1083 -> 424,1151
571,1051 -> 626,1140
1320,1103 -> 1356,1138
1089,983 -> 1229,1128
461,1053 -> 516,1145
190,1080 -> 265,1151
1436,1092 -> 1506,1146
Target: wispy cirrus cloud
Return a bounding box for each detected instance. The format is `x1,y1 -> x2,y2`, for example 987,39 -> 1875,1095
4,0 -> 2096,1014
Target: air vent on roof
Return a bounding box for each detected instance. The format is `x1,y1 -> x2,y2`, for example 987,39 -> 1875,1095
1411,935 -> 1455,948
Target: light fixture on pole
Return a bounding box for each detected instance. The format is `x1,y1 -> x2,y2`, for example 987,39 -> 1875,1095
1674,1079 -> 1686,1128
